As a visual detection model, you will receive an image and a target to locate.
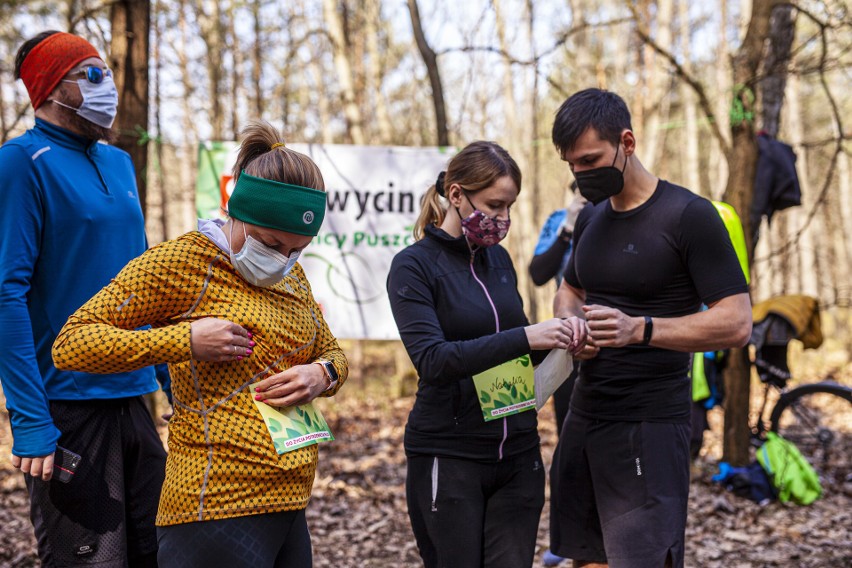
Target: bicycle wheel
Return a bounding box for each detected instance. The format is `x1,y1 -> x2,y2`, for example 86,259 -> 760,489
768,382 -> 852,473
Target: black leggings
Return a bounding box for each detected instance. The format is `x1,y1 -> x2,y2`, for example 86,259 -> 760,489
156,509 -> 311,568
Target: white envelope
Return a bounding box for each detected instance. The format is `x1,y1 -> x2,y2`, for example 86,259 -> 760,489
534,348 -> 574,411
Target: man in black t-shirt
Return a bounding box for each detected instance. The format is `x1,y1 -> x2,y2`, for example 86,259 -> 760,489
548,89 -> 752,568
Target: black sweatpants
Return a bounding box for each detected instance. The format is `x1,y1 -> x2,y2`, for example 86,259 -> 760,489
26,397 -> 166,568
406,446 -> 545,568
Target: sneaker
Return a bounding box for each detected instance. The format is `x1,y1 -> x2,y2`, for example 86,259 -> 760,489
542,549 -> 567,566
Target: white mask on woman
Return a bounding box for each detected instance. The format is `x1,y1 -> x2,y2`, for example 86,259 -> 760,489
229,221 -> 300,287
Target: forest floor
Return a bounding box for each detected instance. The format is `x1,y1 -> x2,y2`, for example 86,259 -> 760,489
1,366 -> 850,568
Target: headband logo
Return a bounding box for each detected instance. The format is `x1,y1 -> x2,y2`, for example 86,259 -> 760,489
303,211 -> 314,224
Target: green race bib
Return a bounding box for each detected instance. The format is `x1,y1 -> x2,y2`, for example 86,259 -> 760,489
471,355 -> 535,422
250,385 -> 334,453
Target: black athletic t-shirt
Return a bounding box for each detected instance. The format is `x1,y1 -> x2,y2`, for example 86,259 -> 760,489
563,180 -> 748,422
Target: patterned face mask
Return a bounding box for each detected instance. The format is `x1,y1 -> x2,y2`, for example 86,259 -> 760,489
458,193 -> 511,248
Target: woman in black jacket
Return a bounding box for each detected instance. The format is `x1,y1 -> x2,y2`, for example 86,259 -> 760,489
387,141 -> 587,568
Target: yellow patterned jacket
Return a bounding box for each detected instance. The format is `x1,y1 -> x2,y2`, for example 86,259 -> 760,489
52,231 -> 347,526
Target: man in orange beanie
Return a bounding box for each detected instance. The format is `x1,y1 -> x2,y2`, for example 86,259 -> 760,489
0,31 -> 167,567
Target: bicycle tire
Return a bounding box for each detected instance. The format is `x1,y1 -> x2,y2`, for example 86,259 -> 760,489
768,381 -> 852,470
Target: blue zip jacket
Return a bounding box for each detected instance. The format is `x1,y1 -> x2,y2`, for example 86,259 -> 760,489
0,119 -> 158,457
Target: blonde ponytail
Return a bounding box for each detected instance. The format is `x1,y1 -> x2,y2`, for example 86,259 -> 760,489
413,184 -> 447,241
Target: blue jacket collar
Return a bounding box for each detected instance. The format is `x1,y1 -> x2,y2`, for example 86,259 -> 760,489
34,118 -> 99,153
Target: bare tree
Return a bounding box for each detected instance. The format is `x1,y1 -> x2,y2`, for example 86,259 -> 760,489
110,0 -> 151,211
721,0 -> 783,466
198,0 -> 226,139
323,0 -> 365,144
406,0 -> 449,146
364,0 -> 393,144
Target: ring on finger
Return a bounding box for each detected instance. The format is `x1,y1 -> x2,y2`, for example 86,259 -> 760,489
233,345 -> 238,355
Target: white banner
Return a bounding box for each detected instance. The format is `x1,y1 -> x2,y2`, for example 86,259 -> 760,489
199,143 -> 455,339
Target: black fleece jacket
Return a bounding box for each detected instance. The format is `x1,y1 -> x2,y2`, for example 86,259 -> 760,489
387,224 -> 544,461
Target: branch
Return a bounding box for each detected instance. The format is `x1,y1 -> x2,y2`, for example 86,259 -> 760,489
436,17 -> 632,64
1,101 -> 32,144
68,0 -> 119,32
626,2 -> 731,156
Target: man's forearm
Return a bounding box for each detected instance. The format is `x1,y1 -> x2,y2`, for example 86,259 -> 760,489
553,282 -> 585,318
645,293 -> 752,352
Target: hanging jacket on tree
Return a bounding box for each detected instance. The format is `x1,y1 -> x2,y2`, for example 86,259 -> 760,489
750,133 -> 802,244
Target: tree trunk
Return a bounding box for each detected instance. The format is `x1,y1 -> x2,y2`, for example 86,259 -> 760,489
710,0 -> 731,199
110,0 -> 151,212
199,0 -> 225,139
310,35 -> 334,145
759,5 -> 796,137
251,0 -> 264,118
679,0 -> 702,196
786,73 -> 819,297
721,0 -> 780,467
365,0 -> 393,144
227,4 -> 241,136
640,0 -> 673,173
323,0 -> 365,144
152,0 -> 167,242
406,0 -> 449,146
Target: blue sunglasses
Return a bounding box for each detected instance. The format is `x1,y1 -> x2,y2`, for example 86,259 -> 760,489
69,66 -> 113,84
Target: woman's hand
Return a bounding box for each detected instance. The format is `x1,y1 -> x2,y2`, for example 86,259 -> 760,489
190,318 -> 254,362
525,317 -> 587,353
253,364 -> 327,407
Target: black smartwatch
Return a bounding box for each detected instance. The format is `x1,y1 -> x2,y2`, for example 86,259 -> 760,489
641,316 -> 653,346
315,360 -> 339,391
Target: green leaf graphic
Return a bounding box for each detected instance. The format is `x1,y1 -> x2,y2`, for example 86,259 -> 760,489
268,418 -> 282,433
286,427 -> 302,438
480,392 -> 491,404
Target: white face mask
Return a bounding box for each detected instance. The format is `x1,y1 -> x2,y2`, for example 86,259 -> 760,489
53,75 -> 119,129
229,221 -> 300,287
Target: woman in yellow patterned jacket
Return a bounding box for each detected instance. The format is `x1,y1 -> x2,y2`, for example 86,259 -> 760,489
53,120 -> 347,568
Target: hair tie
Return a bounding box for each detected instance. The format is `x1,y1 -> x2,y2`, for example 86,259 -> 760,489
271,142 -> 285,150
435,171 -> 446,197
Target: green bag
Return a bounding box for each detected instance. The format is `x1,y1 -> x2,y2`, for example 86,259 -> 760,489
756,432 -> 823,505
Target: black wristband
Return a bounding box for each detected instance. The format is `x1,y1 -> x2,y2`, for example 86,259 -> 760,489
642,316 -> 653,345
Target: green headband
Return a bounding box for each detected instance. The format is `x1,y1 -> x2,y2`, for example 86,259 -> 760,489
227,171 -> 326,236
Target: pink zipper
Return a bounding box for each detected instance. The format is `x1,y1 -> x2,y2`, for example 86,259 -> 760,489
468,252 -> 508,461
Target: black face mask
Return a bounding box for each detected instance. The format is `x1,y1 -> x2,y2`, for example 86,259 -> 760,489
574,143 -> 628,205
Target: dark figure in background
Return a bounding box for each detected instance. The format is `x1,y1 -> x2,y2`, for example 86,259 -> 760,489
548,89 -> 752,568
0,31 -> 168,567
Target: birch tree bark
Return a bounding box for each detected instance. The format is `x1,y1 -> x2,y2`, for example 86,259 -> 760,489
199,0 -> 225,139
251,0 -> 264,118
227,4 -> 241,136
711,0 -> 732,199
323,0 -> 365,144
365,0 -> 393,144
786,72 -> 819,297
640,0 -> 673,173
679,0 -> 701,195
